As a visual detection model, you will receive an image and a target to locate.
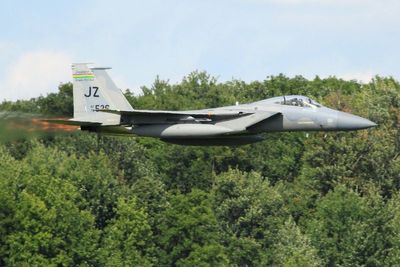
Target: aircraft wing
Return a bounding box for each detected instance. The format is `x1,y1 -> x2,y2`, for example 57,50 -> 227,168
99,109 -> 255,124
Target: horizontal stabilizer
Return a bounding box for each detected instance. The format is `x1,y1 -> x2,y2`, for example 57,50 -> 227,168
42,119 -> 102,127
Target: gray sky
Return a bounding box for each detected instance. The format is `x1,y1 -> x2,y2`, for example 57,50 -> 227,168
0,0 -> 399,100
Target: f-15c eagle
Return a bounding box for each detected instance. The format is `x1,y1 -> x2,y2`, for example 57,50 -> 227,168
51,63 -> 377,146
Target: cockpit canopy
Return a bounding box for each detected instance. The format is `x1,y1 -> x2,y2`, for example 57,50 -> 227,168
276,95 -> 321,108
253,95 -> 323,108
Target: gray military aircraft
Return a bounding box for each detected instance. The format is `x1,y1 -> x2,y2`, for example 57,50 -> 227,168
53,63 -> 376,145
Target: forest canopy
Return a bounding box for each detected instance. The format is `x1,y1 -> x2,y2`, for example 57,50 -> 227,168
0,73 -> 399,266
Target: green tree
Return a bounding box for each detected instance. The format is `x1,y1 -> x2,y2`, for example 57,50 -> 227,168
22,143 -> 123,228
0,146 -> 20,265
0,162 -> 98,266
212,169 -> 288,265
130,175 -> 168,231
141,142 -> 214,193
0,82 -> 73,116
272,217 -> 322,267
47,133 -> 158,186
158,189 -> 228,266
384,193 -> 400,266
306,185 -> 370,266
99,196 -> 154,266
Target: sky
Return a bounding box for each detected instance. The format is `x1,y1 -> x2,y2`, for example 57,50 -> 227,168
0,0 -> 399,101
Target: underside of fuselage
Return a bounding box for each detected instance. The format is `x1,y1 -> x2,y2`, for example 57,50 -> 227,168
80,125 -> 265,145
161,135 -> 264,146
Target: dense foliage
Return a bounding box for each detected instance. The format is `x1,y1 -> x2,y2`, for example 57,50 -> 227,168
0,73 -> 399,266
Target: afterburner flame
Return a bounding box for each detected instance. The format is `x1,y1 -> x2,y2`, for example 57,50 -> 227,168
0,112 -> 80,142
31,118 -> 79,132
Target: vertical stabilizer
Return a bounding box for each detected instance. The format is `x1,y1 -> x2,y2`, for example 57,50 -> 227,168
72,63 -> 134,125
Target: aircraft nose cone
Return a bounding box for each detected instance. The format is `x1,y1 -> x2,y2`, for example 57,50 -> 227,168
337,112 -> 377,130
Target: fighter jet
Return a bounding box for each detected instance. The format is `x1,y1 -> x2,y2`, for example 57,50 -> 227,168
52,63 -> 376,145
